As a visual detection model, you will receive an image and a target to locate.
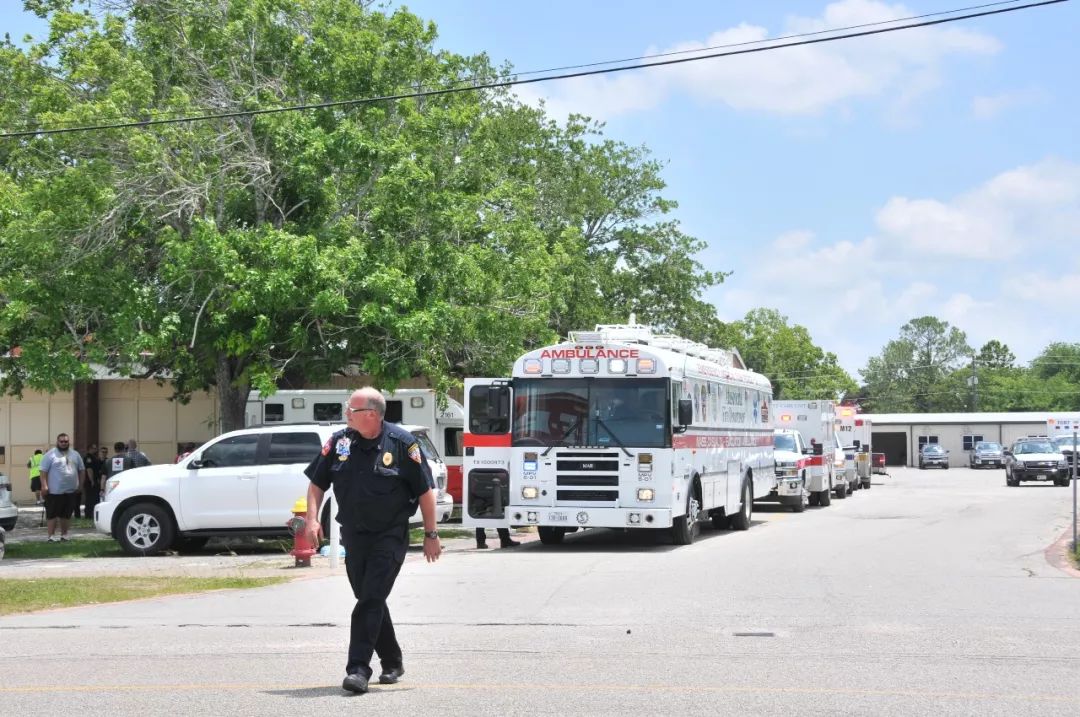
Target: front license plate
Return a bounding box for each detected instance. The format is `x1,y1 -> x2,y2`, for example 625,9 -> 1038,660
548,511 -> 568,522
1036,474 -> 1048,480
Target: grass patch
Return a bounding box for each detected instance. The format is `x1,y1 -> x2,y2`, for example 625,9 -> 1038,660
0,576 -> 288,616
4,538 -> 124,560
408,527 -> 474,543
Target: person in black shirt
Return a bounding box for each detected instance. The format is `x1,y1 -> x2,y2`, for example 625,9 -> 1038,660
304,387 -> 441,694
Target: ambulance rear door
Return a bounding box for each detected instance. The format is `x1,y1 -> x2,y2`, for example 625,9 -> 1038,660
462,378 -> 512,530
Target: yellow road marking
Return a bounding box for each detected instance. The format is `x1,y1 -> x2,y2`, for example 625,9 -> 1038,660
2,682 -> 1078,703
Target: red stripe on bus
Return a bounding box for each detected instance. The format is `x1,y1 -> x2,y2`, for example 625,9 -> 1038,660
463,433 -> 512,448
803,455 -> 825,466
672,434 -> 775,449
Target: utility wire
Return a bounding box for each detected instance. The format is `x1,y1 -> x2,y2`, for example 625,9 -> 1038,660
8,0 -> 1022,134
0,0 -> 1066,139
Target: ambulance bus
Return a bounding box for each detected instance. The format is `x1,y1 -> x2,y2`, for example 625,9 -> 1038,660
463,322 -> 775,546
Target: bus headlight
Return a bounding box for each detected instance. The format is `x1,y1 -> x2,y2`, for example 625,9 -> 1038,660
637,488 -> 655,502
522,486 -> 539,500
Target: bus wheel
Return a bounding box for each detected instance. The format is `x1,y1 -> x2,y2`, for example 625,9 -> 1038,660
537,527 -> 566,545
728,478 -> 752,530
818,486 -> 832,507
672,493 -> 700,545
808,492 -> 820,507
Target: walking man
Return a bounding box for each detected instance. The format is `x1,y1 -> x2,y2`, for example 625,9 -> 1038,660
304,387 -> 441,694
39,434 -> 85,542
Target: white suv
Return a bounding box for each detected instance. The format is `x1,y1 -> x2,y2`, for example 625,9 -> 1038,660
96,423 -> 453,556
0,472 -> 17,532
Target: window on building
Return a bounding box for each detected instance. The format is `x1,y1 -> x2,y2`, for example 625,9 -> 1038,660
962,434 -> 983,451
918,435 -> 939,446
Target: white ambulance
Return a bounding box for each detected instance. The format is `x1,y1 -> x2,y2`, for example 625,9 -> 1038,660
463,322 -> 775,546
837,406 -> 873,490
772,400 -> 851,502
245,388 -> 466,505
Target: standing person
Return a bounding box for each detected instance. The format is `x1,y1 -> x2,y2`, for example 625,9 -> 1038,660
125,439 -> 152,468
27,449 -> 44,505
107,441 -> 131,479
80,444 -> 103,519
39,434 -> 85,542
475,527 -> 520,549
304,387 -> 441,694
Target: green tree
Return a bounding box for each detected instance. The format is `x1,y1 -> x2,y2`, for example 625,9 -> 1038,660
716,308 -> 857,400
860,316 -> 972,412
0,0 -> 728,430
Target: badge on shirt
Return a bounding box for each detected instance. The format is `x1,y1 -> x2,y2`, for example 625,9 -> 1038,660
407,443 -> 422,464
382,451 -> 393,467
336,437 -> 351,462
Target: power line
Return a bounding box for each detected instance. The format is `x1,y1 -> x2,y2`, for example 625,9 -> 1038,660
0,0 -> 1066,140
3,0 -> 1029,135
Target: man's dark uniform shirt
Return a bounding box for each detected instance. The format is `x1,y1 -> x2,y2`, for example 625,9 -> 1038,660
304,422 -> 434,532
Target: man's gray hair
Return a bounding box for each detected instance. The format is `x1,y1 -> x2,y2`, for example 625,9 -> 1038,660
127,439 -> 138,450
352,387 -> 386,418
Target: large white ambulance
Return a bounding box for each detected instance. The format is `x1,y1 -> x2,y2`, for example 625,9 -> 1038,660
1046,414 -> 1080,475
245,388 -> 466,504
462,322 -> 775,546
772,400 -> 851,502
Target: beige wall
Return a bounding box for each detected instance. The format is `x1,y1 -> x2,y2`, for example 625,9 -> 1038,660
2,381 -> 217,503
2,389 -> 75,503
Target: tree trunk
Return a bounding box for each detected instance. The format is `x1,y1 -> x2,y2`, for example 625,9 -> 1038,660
215,355 -> 249,433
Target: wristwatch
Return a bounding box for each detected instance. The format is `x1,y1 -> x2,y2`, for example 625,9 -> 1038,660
424,530 -> 439,540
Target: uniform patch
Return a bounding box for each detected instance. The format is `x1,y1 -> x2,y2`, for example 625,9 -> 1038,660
382,451 -> 393,467
321,439 -> 332,456
336,437 -> 351,462
408,443 -> 422,464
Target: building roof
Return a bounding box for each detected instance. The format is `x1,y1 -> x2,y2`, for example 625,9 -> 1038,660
864,412 -> 1060,425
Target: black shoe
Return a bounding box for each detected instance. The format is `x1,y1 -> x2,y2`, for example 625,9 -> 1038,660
342,673 -> 369,693
500,539 -> 521,548
379,666 -> 405,685
476,541 -> 489,549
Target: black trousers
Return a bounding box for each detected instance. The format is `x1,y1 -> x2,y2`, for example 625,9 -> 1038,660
475,527 -> 511,546
343,524 -> 408,678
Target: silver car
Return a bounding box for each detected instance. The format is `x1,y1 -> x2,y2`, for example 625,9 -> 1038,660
0,473 -> 17,532
969,441 -> 1004,469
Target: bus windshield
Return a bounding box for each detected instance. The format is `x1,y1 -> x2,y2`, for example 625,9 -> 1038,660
511,378 -> 670,448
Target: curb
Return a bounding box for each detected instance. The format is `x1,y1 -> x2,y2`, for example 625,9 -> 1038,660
1044,526 -> 1080,578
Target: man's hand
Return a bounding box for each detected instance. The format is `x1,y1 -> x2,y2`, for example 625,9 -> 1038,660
306,519 -> 323,548
40,483 -> 49,497
423,536 -> 441,563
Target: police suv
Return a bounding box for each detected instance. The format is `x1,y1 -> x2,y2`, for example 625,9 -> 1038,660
95,423 -> 452,556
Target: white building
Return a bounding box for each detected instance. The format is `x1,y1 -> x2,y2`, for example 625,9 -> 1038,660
864,412 -> 1056,467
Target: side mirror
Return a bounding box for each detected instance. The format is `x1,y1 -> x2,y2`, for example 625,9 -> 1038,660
677,398 -> 693,428
853,440 -> 861,450
813,443 -> 824,456
188,459 -> 204,469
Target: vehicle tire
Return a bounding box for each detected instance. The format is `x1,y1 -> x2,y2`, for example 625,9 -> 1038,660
174,536 -> 210,553
537,526 -> 566,545
835,482 -> 847,499
116,502 -> 175,556
728,479 -> 753,530
672,490 -> 700,545
943,463 -> 949,470
862,480 -> 871,490
791,488 -> 807,513
919,461 -> 925,469
808,491 -> 821,507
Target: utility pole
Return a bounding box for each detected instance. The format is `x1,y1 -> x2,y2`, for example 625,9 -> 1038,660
968,355 -> 978,412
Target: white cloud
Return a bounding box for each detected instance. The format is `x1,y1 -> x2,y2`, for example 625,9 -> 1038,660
516,0 -> 1000,121
711,158 -> 1080,375
972,89 -> 1046,120
873,157 -> 1080,259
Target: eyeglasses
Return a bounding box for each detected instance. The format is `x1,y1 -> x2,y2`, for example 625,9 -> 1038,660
346,406 -> 377,415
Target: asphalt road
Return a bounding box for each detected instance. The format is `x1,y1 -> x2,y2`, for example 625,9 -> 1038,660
2,466 -> 1078,716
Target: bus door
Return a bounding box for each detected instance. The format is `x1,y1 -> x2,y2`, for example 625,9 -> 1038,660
462,378 -> 513,530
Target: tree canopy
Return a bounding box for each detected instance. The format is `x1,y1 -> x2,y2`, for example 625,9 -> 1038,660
0,0 -> 726,429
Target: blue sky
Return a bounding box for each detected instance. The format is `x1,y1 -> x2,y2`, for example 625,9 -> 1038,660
9,1 -> 1080,378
